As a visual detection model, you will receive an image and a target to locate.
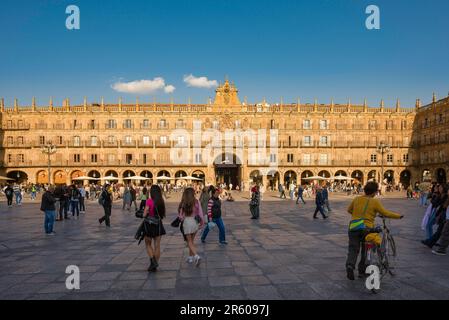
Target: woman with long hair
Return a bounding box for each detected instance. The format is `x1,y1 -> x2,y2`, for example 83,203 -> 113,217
143,185 -> 166,272
178,187 -> 204,266
422,183 -> 449,249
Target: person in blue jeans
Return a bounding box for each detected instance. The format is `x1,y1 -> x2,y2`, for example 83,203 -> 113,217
41,186 -> 57,235
201,187 -> 227,245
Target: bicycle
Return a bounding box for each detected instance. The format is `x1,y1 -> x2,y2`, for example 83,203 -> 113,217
364,216 -> 397,293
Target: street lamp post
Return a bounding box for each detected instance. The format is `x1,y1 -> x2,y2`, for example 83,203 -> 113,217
41,141 -> 57,185
376,142 -> 391,186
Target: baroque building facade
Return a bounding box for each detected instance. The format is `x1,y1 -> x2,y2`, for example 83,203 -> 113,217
0,79 -> 448,188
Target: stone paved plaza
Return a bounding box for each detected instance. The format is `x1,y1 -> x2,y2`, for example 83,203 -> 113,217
1,191 -> 449,300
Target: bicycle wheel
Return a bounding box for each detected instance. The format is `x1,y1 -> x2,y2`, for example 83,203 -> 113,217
386,234 -> 396,276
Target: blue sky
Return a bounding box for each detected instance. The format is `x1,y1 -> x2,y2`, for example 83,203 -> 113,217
1,0 -> 448,107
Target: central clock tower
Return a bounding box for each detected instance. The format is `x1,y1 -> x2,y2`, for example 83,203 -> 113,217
213,78 -> 241,107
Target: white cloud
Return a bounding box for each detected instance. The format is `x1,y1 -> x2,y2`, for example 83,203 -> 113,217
111,77 -> 175,94
164,85 -> 176,94
183,74 -> 218,89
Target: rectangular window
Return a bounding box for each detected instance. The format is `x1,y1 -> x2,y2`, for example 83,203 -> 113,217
90,120 -> 96,129
319,120 -> 328,130
160,136 -> 167,144
74,136 -> 81,147
319,154 -> 328,165
177,136 -> 186,145
125,136 -> 132,144
91,154 -> 98,163
7,154 -> 13,162
124,119 -> 132,129
212,121 -> 219,130
126,154 -> 133,164
403,154 -> 409,163
143,136 -> 150,145
39,136 -> 45,145
142,119 -> 150,128
7,136 -> 13,145
142,154 -> 147,165
108,136 -> 115,144
107,119 -> 116,129
195,153 -> 202,164
386,120 -> 394,130
287,154 -> 293,163
369,120 -> 377,130
57,136 -> 63,145
370,154 -> 377,163
303,154 -> 311,165
319,136 -> 328,146
159,119 -> 167,128
17,154 -> 24,163
73,154 -> 81,163
90,136 -> 98,146
303,120 -> 311,129
387,154 -> 393,163
304,136 -> 312,146
17,136 -> 24,144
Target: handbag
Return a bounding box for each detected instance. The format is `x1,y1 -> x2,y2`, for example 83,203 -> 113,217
171,217 -> 181,228
349,199 -> 370,231
145,205 -> 160,225
135,209 -> 144,219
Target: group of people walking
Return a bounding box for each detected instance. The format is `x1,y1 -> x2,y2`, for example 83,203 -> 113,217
136,184 -> 228,272
421,183 -> 449,255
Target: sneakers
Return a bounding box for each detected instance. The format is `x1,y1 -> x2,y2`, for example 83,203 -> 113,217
186,256 -> 194,264
346,267 -> 355,280
432,249 -> 446,256
220,241 -> 228,245
194,255 -> 201,267
46,232 -> 56,236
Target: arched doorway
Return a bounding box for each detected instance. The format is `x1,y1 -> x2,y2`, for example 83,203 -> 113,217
7,171 -> 28,183
335,170 -> 347,177
400,170 -> 411,188
437,168 -> 447,183
105,170 -> 119,178
37,170 -> 49,184
318,170 -> 331,179
123,170 -> 136,184
249,170 -> 262,186
284,170 -> 297,185
384,170 -> 395,184
140,170 -> 152,179
214,153 -> 241,187
192,170 -> 205,182
267,170 -> 280,191
155,171 -> 170,185
351,170 -> 364,184
54,170 -> 67,185
368,170 -> 377,182
175,170 -> 188,187
88,170 -> 101,184
301,170 -> 314,185
71,170 -> 84,184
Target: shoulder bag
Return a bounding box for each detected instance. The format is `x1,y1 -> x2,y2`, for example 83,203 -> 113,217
349,199 -> 370,231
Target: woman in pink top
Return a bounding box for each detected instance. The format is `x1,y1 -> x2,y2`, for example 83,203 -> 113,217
143,185 -> 166,272
178,188 -> 204,266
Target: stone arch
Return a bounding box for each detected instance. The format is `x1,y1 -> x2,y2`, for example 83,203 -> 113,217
53,170 -> 67,185
7,170 -> 28,183
36,170 -> 49,184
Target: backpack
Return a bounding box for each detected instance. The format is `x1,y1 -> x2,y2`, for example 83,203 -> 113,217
98,191 -> 106,206
5,189 -> 13,197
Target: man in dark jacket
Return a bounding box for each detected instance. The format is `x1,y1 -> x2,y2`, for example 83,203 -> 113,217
4,184 -> 14,208
41,186 -> 56,235
296,185 -> 306,204
99,184 -> 113,227
313,186 -> 327,219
